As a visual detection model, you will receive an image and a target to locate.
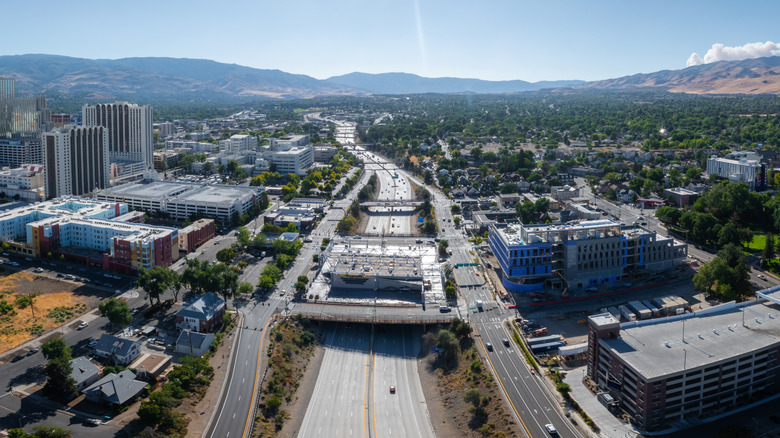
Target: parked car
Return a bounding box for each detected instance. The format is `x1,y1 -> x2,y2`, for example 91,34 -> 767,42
26,348 -> 39,356
77,321 -> 88,330
12,354 -> 25,362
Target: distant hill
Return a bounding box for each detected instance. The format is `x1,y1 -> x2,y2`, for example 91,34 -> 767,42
325,72 -> 585,94
2,54 -> 780,103
582,56 -> 780,95
0,54 -> 360,100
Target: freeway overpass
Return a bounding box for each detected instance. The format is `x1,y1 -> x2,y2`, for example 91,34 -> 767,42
290,301 -> 457,324
360,200 -> 424,208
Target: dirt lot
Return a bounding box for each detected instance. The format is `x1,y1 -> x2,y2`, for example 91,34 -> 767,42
419,328 -> 521,438
0,271 -> 107,354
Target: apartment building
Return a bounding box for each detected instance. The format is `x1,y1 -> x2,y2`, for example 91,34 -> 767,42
706,155 -> 765,191
0,164 -> 45,201
488,220 -> 687,292
0,197 -> 177,271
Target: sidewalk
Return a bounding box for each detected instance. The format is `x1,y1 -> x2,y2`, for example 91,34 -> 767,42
563,366 -> 639,438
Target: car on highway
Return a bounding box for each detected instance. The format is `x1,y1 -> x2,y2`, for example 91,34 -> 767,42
485,342 -> 493,351
389,385 -> 396,394
11,353 -> 25,362
77,321 -> 88,330
545,423 -> 558,435
758,274 -> 768,280
502,338 -> 510,347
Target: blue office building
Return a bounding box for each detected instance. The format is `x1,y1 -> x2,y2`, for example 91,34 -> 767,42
489,220 -> 687,293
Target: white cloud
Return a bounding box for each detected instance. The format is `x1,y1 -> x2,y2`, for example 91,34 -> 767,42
686,41 -> 780,67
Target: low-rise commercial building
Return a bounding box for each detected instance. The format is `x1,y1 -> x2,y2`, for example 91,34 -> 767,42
179,218 -> 215,253
489,220 -> 687,292
587,287 -> 780,432
0,164 -> 44,201
663,188 -> 700,207
313,144 -> 338,162
264,205 -> 317,231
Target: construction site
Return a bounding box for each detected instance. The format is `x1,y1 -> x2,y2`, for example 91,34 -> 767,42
308,239 -> 445,305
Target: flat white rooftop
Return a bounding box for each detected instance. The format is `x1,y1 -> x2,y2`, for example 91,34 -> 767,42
602,287 -> 780,380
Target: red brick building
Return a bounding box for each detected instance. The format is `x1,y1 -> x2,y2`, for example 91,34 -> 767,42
178,219 -> 215,253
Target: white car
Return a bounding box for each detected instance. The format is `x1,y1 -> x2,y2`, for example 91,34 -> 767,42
545,423 -> 558,435
77,321 -> 89,330
758,274 -> 767,281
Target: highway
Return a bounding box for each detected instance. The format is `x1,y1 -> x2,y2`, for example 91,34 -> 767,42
372,326 -> 435,438
383,150 -> 583,437
298,324 -> 371,438
208,124 -> 375,438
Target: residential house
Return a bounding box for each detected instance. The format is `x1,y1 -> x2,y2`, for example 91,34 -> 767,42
176,292 -> 226,333
83,370 -> 146,407
175,330 -> 215,357
70,356 -> 100,392
129,353 -> 172,381
94,334 -> 142,366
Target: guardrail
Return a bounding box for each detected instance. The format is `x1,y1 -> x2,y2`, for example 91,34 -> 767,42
300,313 -> 455,324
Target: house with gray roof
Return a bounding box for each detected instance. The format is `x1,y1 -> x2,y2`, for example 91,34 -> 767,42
83,370 -> 146,406
94,334 -> 142,366
175,330 -> 215,357
176,292 -> 226,333
70,356 -> 100,392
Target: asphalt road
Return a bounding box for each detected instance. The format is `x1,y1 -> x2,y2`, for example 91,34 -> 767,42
208,151 -> 372,438
207,300 -> 279,438
298,324 -> 371,438
372,326 -> 435,438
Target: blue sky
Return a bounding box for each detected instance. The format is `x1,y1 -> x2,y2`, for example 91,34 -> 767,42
5,0 -> 780,82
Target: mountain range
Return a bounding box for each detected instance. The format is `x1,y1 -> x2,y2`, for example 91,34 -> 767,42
1,54 -> 780,101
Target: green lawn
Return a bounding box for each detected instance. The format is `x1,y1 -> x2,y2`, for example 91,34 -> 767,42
745,234 -> 774,254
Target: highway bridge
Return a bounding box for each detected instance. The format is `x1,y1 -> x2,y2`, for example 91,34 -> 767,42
360,199 -> 424,208
291,301 -> 456,324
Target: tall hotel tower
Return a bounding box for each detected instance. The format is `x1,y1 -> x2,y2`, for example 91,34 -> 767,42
43,126 -> 109,198
82,102 -> 153,167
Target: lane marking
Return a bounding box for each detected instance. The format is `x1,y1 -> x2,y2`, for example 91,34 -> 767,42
242,317 -> 272,438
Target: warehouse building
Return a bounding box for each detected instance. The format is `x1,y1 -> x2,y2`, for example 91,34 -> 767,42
587,287 -> 780,432
489,220 -> 687,292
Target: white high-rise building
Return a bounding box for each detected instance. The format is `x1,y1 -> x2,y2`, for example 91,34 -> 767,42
82,102 -> 153,167
43,126 -> 110,198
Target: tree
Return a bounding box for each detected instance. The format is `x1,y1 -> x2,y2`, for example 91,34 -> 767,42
211,263 -> 239,304
453,216 -> 461,226
42,337 -> 71,361
450,318 -> 472,339
258,192 -> 270,211
238,282 -> 254,296
258,275 -> 276,292
98,298 -> 133,332
464,388 -> 481,407
170,272 -> 184,303
693,243 -> 751,301
216,247 -> 237,264
436,329 -> 459,363
450,204 -> 461,215
8,426 -> 73,438
438,239 -> 449,257
181,258 -> 209,295
136,266 -> 175,305
236,226 -> 251,250
43,357 -> 76,397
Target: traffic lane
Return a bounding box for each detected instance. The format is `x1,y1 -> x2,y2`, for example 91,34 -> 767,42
0,392 -> 120,437
299,324 -> 370,438
209,308 -> 270,438
382,326 -> 435,438
479,321 -> 578,438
